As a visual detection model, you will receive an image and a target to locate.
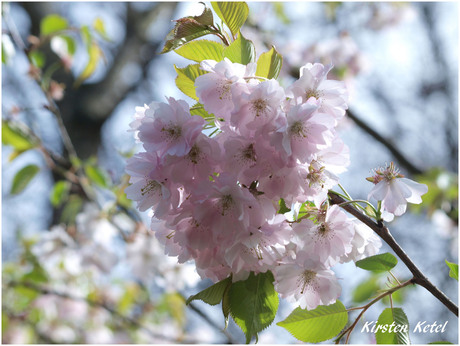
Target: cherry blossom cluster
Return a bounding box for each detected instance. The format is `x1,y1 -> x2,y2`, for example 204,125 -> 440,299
126,58 -> 382,310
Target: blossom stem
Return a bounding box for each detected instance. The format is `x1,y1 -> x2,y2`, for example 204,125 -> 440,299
329,191 -> 459,317
337,278 -> 416,344
336,199 -> 378,217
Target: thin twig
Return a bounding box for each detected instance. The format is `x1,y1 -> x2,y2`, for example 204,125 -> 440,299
329,191 -> 458,316
335,278 -> 415,344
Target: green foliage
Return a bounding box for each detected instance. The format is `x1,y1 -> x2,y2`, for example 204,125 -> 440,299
256,46 -> 283,79
40,14 -> 68,36
211,2 -> 249,38
50,180 -> 71,207
2,121 -> 37,160
445,260 -> 458,281
272,3 -> 291,24
11,164 -> 40,195
375,308 -> 410,344
355,253 -> 398,273
186,276 -> 232,306
161,5 -> 215,54
223,32 -> 256,65
60,195 -> 83,224
175,40 -> 225,62
229,271 -> 279,343
158,292 -> 187,327
277,300 -> 348,343
85,165 -> 109,188
93,17 -> 111,41
29,50 -> 46,68
352,274 -> 381,303
174,64 -> 208,100
75,40 -> 102,87
278,198 -> 291,214
412,167 -> 458,220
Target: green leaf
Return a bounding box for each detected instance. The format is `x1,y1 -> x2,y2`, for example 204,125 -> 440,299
429,342 -> 453,344
445,260 -> 458,281
375,308 -> 410,344
93,17 -> 111,41
174,64 -> 208,100
40,14 -> 68,36
85,165 -> 108,188
2,121 -> 36,155
60,195 -> 83,225
175,40 -> 225,62
186,276 -> 231,306
277,300 -> 348,343
278,198 -> 291,214
161,14 -> 214,54
223,32 -> 255,65
11,164 -> 40,195
50,180 -> 71,207
211,2 -> 249,37
355,253 -> 398,273
352,275 -> 381,303
256,46 -> 283,79
222,281 -> 231,328
29,50 -> 45,68
75,41 -> 102,87
229,271 -> 279,344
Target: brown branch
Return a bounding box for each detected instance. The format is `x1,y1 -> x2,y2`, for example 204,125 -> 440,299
346,110 -> 423,175
335,278 -> 416,344
328,191 -> 458,317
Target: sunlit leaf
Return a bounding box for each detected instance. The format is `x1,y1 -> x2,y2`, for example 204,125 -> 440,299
74,41 -> 102,87
355,253 -> 398,273
174,63 -> 208,100
256,46 -> 283,79
28,50 -> 45,68
186,276 -> 231,306
11,165 -> 40,195
352,275 -> 381,303
93,17 -> 111,41
40,14 -> 68,36
2,121 -> 36,156
223,32 -> 255,65
229,271 -> 279,344
85,165 -> 108,188
175,40 -> 225,62
50,180 -> 71,207
278,198 -> 291,214
445,260 -> 458,281
60,195 -> 83,224
162,18 -> 214,54
277,301 -> 348,343
211,2 -> 249,37
375,308 -> 410,344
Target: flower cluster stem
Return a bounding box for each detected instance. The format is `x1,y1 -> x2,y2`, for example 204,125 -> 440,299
328,191 -> 458,317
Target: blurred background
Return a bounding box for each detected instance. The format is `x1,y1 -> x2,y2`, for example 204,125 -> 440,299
2,2 -> 458,343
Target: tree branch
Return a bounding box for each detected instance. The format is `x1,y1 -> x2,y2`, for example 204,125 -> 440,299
328,191 -> 458,317
346,109 -> 423,175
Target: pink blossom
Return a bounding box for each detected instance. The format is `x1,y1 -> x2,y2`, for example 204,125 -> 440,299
367,162 -> 428,219
195,58 -> 256,120
124,151 -> 177,216
340,220 -> 382,263
293,205 -> 355,265
137,97 -> 204,157
288,63 -> 348,120
230,79 -> 286,134
275,103 -> 335,162
273,259 -> 341,310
